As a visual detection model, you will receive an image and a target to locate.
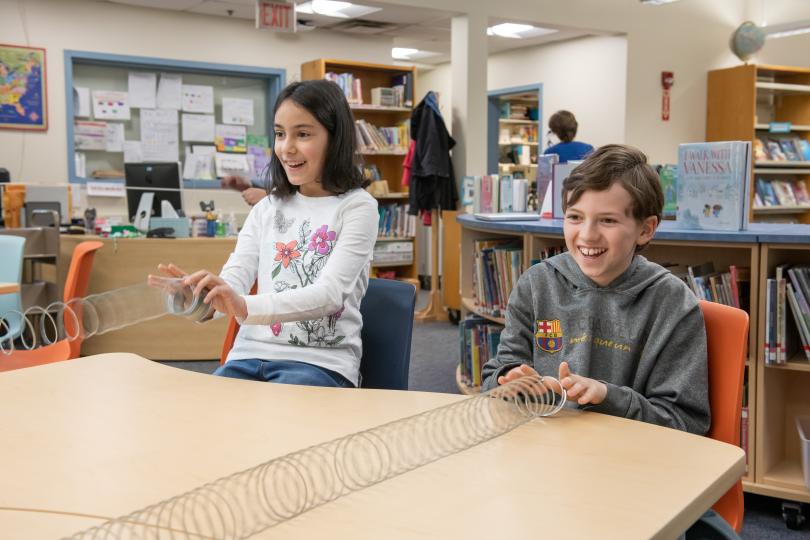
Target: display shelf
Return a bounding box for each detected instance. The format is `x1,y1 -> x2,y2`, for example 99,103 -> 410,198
499,118 -> 536,125
754,168 -> 810,175
461,296 -> 505,325
499,141 -> 538,146
753,205 -> 810,215
350,104 -> 411,112
756,81 -> 810,94
756,123 -> 810,131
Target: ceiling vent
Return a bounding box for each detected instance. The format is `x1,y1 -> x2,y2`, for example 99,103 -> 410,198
331,19 -> 397,34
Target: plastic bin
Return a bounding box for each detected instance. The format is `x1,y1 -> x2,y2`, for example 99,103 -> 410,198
798,416 -> 810,491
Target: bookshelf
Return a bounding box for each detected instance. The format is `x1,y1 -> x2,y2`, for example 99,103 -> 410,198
301,59 -> 418,285
487,85 -> 542,192
456,216 -> 771,491
707,64 -> 810,225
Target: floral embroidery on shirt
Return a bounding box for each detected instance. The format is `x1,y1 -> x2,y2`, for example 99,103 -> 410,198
273,210 -> 295,233
271,219 -> 345,347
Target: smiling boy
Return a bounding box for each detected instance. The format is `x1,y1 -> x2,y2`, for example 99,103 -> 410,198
482,144 -> 710,435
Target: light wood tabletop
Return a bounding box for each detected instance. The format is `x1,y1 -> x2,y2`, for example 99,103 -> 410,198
0,354 -> 745,539
0,282 -> 20,294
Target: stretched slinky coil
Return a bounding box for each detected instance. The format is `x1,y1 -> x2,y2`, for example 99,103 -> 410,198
0,277 -> 212,354
64,374 -> 566,539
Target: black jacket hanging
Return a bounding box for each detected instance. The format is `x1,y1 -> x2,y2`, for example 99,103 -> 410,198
407,92 -> 458,215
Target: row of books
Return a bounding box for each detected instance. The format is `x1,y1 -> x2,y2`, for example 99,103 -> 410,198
459,317 -> 503,388
464,175 -> 531,214
753,137 -> 810,162
472,239 -> 524,318
355,119 -> 409,153
377,203 -> 416,238
754,178 -> 810,208
323,72 -> 414,108
666,261 -> 749,310
765,265 -> 810,365
499,102 -> 537,121
498,125 -> 537,143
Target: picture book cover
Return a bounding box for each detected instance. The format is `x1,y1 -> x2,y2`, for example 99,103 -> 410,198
676,141 -> 751,231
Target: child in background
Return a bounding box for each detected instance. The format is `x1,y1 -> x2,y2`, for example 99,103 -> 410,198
152,80 -> 378,388
543,110 -> 594,163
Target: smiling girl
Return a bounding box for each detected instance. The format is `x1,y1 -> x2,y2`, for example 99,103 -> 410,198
152,80 -> 378,388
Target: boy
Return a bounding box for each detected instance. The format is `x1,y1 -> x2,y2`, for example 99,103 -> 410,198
482,144 -> 710,436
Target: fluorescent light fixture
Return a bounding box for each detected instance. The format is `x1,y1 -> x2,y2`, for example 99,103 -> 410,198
486,23 -> 557,39
392,47 -> 419,60
640,0 -> 681,4
391,48 -> 441,60
765,20 -> 810,39
295,0 -> 381,19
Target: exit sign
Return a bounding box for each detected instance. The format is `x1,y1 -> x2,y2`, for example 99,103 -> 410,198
256,0 -> 296,32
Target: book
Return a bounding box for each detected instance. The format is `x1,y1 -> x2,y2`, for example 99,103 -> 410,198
676,141 -> 751,231
756,178 -> 778,207
797,139 -> 810,161
753,138 -> 768,162
657,164 -> 678,218
779,139 -> 801,162
766,139 -> 787,161
536,154 -> 558,218
772,180 -> 798,206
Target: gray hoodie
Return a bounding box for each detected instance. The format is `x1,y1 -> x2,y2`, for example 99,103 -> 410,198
481,252 -> 710,435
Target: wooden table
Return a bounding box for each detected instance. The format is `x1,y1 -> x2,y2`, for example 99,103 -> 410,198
0,282 -> 19,294
0,354 -> 745,539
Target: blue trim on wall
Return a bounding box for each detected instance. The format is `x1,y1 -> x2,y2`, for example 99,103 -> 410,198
64,50 -> 285,188
487,83 -> 543,176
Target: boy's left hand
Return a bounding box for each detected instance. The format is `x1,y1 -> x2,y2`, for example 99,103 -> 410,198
558,361 -> 607,405
183,270 -> 248,320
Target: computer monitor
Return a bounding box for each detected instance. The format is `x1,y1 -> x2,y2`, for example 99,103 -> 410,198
124,162 -> 184,224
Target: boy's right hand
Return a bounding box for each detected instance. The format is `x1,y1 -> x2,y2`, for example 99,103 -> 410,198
220,175 -> 250,192
497,364 -> 540,386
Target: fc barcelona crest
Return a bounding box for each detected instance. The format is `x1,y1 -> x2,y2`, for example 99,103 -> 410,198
535,319 -> 563,353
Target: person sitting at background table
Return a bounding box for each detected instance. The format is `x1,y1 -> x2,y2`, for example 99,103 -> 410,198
543,110 -> 594,163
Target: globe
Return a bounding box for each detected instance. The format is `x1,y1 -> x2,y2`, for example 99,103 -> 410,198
730,21 -> 766,63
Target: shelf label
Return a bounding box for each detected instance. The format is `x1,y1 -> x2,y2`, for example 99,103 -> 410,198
769,122 -> 792,133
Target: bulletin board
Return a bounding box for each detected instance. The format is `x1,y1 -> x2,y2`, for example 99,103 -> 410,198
64,50 -> 285,188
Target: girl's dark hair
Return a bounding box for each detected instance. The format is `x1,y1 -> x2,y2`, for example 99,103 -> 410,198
548,110 -> 578,143
266,80 -> 366,197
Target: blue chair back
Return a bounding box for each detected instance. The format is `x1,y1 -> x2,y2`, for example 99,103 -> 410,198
0,235 -> 26,342
359,278 -> 416,390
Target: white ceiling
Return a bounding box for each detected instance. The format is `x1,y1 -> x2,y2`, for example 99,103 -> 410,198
104,0 -> 593,64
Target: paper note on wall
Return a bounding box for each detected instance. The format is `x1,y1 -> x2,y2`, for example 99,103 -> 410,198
183,152 -> 215,180
123,141 -> 143,163
74,120 -> 107,150
74,87 -> 91,118
215,152 -> 250,177
181,84 -> 214,114
92,91 -> 130,120
182,113 -> 215,142
86,181 -> 126,198
141,108 -> 179,162
104,122 -> 125,152
222,97 -> 255,126
157,73 -> 182,110
215,124 -> 247,153
128,71 -> 157,109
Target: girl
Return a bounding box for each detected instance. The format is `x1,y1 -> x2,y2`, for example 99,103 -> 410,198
153,80 -> 378,388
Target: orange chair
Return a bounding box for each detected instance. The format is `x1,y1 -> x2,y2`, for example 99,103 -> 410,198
0,240 -> 103,372
700,299 -> 749,533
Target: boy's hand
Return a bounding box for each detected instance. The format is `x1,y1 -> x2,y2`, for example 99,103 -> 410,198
242,187 -> 267,206
183,270 -> 248,320
497,363 -> 540,386
558,361 -> 607,405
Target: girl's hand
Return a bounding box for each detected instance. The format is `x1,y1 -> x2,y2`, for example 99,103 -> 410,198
183,269 -> 248,320
558,361 -> 607,405
147,263 -> 188,290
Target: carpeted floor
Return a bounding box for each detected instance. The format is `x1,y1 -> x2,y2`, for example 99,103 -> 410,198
161,295 -> 807,538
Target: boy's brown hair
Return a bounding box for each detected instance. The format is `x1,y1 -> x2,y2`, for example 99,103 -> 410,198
548,110 -> 578,143
562,144 -> 664,226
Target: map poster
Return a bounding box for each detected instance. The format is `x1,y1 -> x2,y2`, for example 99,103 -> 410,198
0,43 -> 47,131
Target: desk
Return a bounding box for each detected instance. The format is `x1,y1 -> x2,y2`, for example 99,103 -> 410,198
0,354 -> 744,539
58,235 -> 236,360
0,282 -> 19,294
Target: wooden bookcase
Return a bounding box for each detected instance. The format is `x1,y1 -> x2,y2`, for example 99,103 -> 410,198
455,215 -> 810,499
301,59 -> 418,285
707,64 -> 810,225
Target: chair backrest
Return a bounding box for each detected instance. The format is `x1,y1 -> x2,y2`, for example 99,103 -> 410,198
358,278 -> 416,390
0,340 -> 72,373
0,235 -> 26,341
63,241 -> 104,359
699,300 -> 748,533
220,278 -> 417,390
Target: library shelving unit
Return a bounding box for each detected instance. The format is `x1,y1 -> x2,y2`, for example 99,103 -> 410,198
487,84 -> 542,187
301,59 -> 418,287
753,227 -> 810,504
707,64 -> 810,224
456,215 -> 767,492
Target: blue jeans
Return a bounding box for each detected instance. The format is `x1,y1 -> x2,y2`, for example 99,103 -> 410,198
213,359 -> 354,388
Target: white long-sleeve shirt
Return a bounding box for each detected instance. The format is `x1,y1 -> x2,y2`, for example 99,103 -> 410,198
219,188 -> 378,385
